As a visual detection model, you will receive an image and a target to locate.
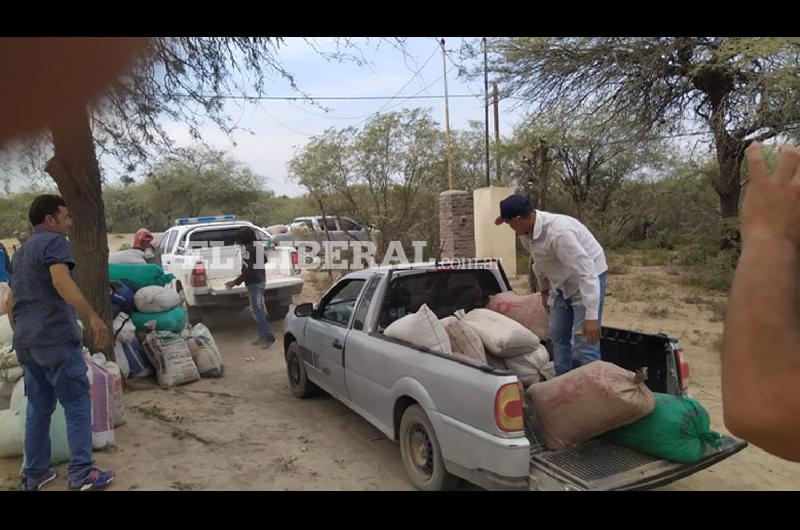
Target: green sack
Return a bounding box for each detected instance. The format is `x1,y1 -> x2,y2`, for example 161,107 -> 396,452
108,263 -> 175,291
132,306 -> 186,334
20,395 -> 71,465
603,393 -> 723,463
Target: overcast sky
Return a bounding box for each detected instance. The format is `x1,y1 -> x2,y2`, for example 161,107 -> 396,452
117,37 -> 527,197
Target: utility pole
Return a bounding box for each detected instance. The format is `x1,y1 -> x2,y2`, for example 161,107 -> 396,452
539,137 -> 550,211
441,38 -> 454,190
483,37 -> 490,187
493,81 -> 501,183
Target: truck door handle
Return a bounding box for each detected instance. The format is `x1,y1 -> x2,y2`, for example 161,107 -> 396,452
332,339 -> 343,350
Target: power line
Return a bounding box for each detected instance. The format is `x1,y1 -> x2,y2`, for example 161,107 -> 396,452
259,106 -> 316,137
379,65 -> 459,114
172,93 -> 476,101
368,45 -> 440,116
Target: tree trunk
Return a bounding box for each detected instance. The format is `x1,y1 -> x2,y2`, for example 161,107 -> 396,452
45,105 -> 113,359
714,136 -> 744,251
317,199 -> 333,282
539,140 -> 549,212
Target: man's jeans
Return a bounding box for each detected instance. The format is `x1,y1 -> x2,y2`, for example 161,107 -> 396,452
549,272 -> 608,376
247,283 -> 275,342
17,343 -> 94,485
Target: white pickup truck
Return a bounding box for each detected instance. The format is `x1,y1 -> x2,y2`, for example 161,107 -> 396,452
157,215 -> 303,322
283,259 -> 747,491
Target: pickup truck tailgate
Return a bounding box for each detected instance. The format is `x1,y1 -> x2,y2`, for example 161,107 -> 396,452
525,406 -> 747,491
206,273 -> 303,295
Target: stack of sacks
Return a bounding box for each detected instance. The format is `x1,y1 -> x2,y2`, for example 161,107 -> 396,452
112,312 -> 153,380
0,345 -> 23,409
0,283 -> 10,316
439,316 -> 486,366
384,304 -> 451,354
131,286 -> 185,333
0,380 -> 24,458
183,324 -> 224,378
455,308 -> 554,385
603,392 -> 723,463
486,291 -> 550,341
527,361 -> 656,450
109,263 -> 185,333
142,331 -> 201,388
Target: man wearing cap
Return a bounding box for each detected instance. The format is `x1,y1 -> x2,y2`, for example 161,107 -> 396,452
109,228 -> 157,264
495,195 -> 608,375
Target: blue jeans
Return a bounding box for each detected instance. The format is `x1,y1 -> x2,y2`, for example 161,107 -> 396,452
17,343 -> 94,485
549,272 -> 608,376
247,283 -> 275,342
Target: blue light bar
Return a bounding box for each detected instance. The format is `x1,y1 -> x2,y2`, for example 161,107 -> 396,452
175,215 -> 236,225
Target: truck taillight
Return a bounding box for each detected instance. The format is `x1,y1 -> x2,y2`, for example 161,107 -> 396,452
675,347 -> 690,393
495,383 -> 524,432
190,263 -> 207,287
290,250 -> 299,266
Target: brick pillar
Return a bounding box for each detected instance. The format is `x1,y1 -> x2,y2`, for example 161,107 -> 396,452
438,190 -> 475,259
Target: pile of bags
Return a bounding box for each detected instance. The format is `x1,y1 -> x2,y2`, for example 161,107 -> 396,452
0,342 -> 126,460
525,361 -> 723,462
110,263 -> 224,389
383,297 -> 554,385
381,290 -> 722,464
0,339 -> 26,458
110,263 -> 184,334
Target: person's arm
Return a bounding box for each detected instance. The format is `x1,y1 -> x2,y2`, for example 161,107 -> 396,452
49,263 -> 109,350
722,142 -> 800,462
552,231 -> 602,344
225,246 -> 247,289
532,261 -> 551,311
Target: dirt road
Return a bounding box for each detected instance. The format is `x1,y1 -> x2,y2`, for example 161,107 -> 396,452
2,265 -> 799,490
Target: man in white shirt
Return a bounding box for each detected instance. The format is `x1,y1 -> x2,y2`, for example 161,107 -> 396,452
495,194 -> 608,375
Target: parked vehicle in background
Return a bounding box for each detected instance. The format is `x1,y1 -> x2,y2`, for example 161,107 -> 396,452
158,215 -> 303,322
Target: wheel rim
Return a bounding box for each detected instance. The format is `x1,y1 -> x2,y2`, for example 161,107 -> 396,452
408,424 -> 434,476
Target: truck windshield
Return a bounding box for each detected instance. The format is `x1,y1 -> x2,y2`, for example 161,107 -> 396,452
378,269 -> 503,328
185,227 -> 269,248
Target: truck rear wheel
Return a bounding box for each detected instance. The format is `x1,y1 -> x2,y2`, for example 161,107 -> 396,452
399,405 -> 460,491
179,289 -> 204,326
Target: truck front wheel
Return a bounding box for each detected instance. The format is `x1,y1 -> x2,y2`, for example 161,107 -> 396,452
399,405 -> 460,491
286,342 -> 319,398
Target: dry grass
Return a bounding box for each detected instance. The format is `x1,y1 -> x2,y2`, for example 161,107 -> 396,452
643,305 -> 671,318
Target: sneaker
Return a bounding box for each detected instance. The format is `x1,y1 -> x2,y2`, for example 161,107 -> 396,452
20,468 -> 58,491
69,468 -> 116,491
261,337 -> 276,350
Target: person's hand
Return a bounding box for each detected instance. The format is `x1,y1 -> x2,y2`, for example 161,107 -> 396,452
540,290 -> 550,312
89,315 -> 109,351
583,319 -> 600,345
225,280 -> 237,290
743,143 -> 800,248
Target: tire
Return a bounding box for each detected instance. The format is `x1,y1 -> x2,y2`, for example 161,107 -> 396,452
285,341 -> 319,398
399,405 -> 460,491
267,303 -> 290,320
178,288 -> 204,326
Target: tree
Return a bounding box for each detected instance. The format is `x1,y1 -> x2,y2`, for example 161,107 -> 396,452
289,109 -> 444,260
474,37 -> 800,247
16,37 -> 373,354
511,112 -> 669,225
145,145 -> 264,225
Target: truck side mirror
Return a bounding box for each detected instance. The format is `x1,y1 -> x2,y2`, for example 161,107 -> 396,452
294,303 -> 314,318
